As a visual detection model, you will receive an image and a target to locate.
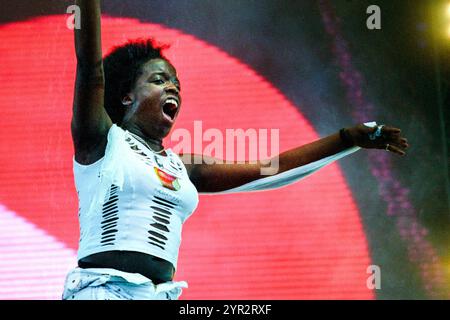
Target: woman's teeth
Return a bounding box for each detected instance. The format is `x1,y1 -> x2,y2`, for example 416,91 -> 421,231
165,98 -> 178,107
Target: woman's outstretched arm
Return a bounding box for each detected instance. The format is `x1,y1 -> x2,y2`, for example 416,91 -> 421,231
72,0 -> 112,165
183,123 -> 409,193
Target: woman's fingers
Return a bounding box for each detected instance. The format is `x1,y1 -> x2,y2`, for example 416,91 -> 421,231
390,137 -> 409,149
386,143 -> 406,156
397,136 -> 409,148
382,126 -> 409,155
381,126 -> 409,149
385,137 -> 409,151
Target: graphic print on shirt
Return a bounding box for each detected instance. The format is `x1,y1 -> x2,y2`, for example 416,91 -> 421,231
148,195 -> 177,250
123,133 -> 186,251
153,167 -> 181,191
125,134 -> 182,191
100,184 -> 119,246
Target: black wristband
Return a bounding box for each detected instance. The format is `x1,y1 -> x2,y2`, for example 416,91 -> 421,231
339,128 -> 354,148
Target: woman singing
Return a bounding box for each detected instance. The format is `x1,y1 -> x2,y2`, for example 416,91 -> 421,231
62,0 -> 409,300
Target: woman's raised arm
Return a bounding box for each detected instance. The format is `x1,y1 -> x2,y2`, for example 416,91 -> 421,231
71,0 -> 112,165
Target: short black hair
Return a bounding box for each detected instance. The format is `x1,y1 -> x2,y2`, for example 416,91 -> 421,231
103,38 -> 170,125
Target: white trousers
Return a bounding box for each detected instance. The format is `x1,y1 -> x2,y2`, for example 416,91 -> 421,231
62,267 -> 187,300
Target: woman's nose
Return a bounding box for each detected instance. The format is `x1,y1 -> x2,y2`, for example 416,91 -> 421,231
164,82 -> 179,94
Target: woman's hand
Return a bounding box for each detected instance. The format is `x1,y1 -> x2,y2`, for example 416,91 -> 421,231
346,124 -> 409,156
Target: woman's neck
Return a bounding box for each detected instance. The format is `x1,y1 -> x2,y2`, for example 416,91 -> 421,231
122,123 -> 165,152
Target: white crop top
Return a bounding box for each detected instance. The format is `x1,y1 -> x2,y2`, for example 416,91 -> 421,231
74,124 -> 199,269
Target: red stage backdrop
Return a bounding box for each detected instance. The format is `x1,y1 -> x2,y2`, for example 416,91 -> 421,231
0,16 -> 373,299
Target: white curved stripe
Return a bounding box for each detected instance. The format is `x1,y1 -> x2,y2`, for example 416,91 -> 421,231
0,204 -> 77,300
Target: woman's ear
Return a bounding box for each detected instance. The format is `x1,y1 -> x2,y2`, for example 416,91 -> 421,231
121,94 -> 134,106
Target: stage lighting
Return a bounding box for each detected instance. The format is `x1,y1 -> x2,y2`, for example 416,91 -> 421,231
443,3 -> 450,38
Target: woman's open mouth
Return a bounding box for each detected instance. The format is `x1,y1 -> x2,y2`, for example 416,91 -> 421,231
162,98 -> 179,122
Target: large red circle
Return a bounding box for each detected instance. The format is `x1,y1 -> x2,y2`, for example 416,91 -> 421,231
0,16 -> 373,299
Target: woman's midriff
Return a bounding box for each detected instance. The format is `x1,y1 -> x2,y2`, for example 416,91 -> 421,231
78,251 -> 175,284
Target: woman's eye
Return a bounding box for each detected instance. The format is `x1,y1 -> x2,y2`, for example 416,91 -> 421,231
151,79 -> 164,84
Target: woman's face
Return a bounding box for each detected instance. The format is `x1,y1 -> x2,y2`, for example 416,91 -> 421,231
123,58 -> 181,139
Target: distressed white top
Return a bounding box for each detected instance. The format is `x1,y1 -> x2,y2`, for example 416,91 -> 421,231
74,124 -> 199,269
